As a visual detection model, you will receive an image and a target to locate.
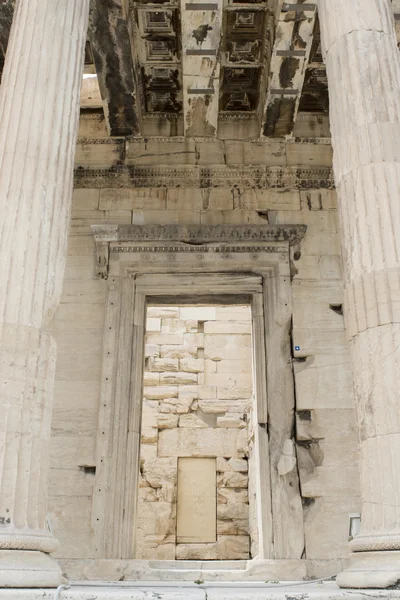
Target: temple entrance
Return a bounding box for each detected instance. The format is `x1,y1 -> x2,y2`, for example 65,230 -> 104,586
136,304 -> 256,560
89,225 -> 306,579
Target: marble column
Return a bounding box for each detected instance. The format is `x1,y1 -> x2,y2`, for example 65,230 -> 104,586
318,0 -> 400,589
0,0 -> 89,588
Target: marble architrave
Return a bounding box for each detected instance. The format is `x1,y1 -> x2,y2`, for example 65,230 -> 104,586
0,0 -> 89,588
318,0 -> 400,588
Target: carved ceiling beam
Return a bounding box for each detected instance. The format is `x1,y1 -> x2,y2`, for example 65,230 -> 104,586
181,1 -> 222,137
88,0 -> 139,137
262,0 -> 317,138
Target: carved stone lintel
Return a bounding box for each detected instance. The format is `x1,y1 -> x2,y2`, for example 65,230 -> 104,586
91,224 -> 307,278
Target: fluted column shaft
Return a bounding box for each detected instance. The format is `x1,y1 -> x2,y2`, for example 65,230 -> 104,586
0,0 -> 89,587
319,0 -> 400,588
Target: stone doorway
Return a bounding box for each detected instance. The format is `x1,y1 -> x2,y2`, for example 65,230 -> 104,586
136,304 -> 256,561
87,224 -> 306,580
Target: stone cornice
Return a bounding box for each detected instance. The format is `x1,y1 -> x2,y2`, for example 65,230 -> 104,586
91,224 -> 307,279
75,165 -> 334,189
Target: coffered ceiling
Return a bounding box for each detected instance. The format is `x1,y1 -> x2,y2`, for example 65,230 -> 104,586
1,0 -> 398,140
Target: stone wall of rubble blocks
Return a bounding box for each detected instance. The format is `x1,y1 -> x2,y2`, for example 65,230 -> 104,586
47,183 -> 361,575
136,305 -> 254,561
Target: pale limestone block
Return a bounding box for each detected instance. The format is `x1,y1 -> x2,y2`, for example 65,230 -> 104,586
277,439 -> 297,476
218,386 -> 253,400
180,307 -> 216,320
293,303 -> 345,331
286,142 -> 333,167
236,429 -> 249,456
167,189 -> 205,210
132,209 -> 200,225
294,355 -> 353,409
143,372 -> 160,386
292,329 -> 349,357
161,319 -> 186,333
215,306 -> 252,320
139,444 -> 158,462
300,190 -> 338,211
143,386 -> 178,400
138,488 -> 157,502
198,400 -> 228,414
200,210 -> 267,226
224,140 -> 285,166
301,233 -> 341,256
75,140 -> 123,167
240,190 -> 301,211
221,472 -> 249,488
228,458 -> 248,472
179,414 -> 208,428
52,329 -> 103,355
217,520 -> 249,536
184,333 -> 204,347
185,319 -> 199,333
204,334 -> 252,360
141,428 -> 158,444
218,488 -> 249,504
60,279 -> 106,305
47,495 -> 92,559
147,307 -> 179,319
304,497 -> 361,560
270,209 -> 338,234
141,458 -> 177,489
158,429 -> 243,458
160,372 -> 198,385
157,414 -> 179,429
126,139 -> 196,165
161,345 -> 197,359
179,358 -> 204,373
99,188 -> 166,211
146,318 -> 161,332
48,469 -> 93,498
217,535 -> 250,559
159,403 -> 177,414
157,482 -> 177,504
145,344 -> 160,358
204,322 -> 252,335
146,332 -> 183,346
49,436 -> 95,470
142,400 -> 158,429
52,380 -> 99,431
206,373 -> 252,389
55,352 -> 101,382
163,396 -> 196,414
136,502 -> 176,537
217,503 -> 249,520
216,359 -> 252,374
300,463 -> 361,498
52,303 -> 105,329
197,385 -> 217,399
177,458 -> 216,544
205,359 -> 217,376
217,416 -> 246,429
70,209 -> 131,235
216,457 -> 230,472
292,280 -> 344,305
66,235 -> 96,257
72,189 -> 100,210
207,189 -> 234,211
296,408 -> 357,442
149,358 -> 179,372
175,543 -> 218,560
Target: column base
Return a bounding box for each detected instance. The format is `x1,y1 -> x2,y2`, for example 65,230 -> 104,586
337,551 -> 400,588
0,550 -> 62,588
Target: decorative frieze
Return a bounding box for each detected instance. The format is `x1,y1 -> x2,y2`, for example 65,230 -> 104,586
75,164 -> 333,189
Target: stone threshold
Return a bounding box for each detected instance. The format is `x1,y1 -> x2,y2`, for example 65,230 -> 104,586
58,558 -> 307,582
3,582 -> 400,600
